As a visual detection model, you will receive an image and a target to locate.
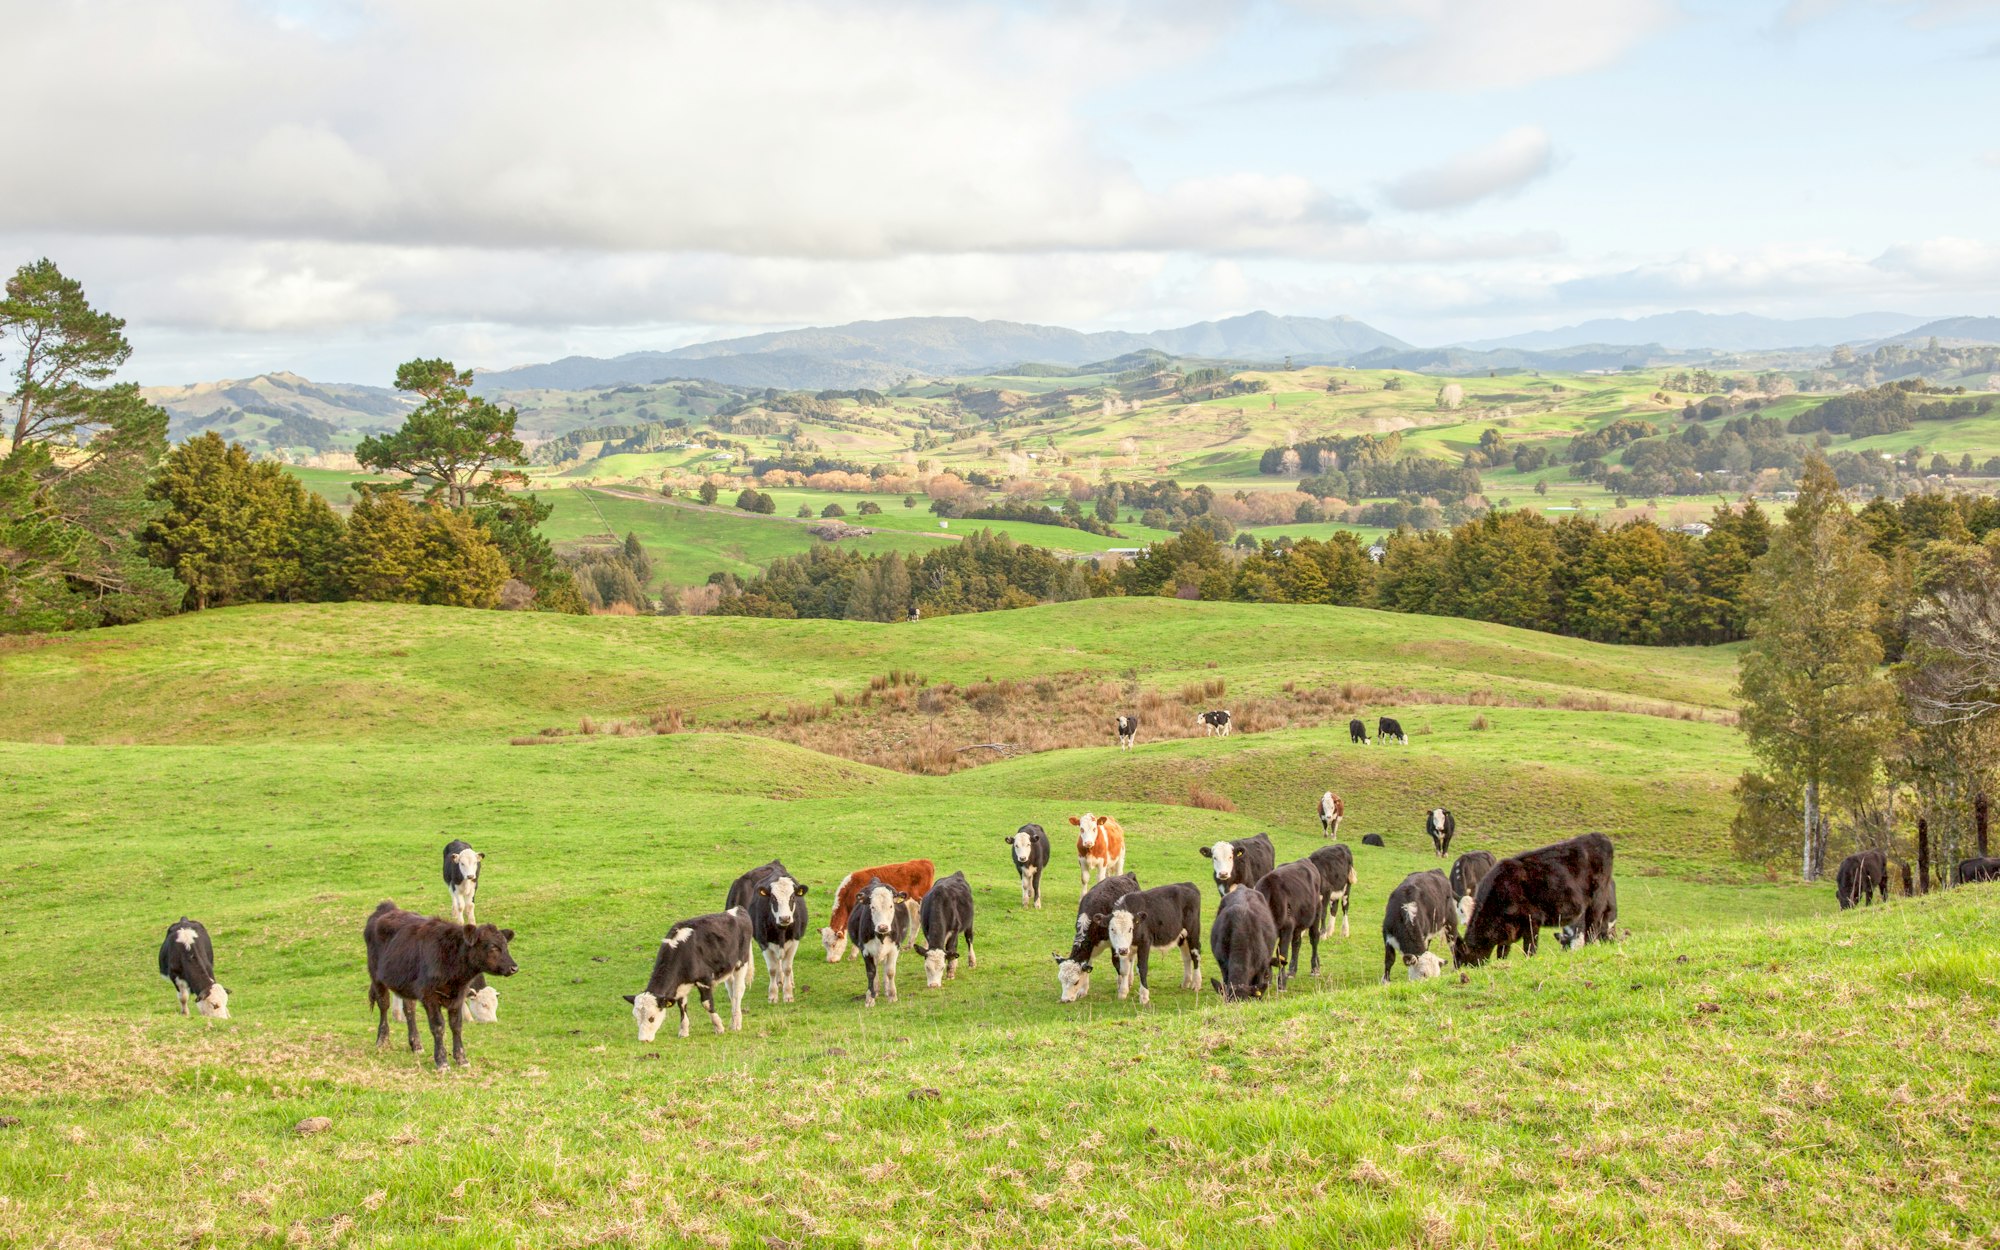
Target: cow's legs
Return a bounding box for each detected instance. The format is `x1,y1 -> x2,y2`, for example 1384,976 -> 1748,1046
963,929 -> 975,971
783,939 -> 798,1002
1079,857 -> 1091,889
727,964 -> 748,1030
1306,919 -> 1321,975
1135,946 -> 1154,1005
882,943 -> 899,1004
763,942 -> 782,1004
404,998 -> 421,1051
676,995 -> 691,1038
1339,894 -> 1351,939
422,1001 -> 448,1070
862,953 -> 878,1007
1381,942 -> 1395,984
448,1000 -> 467,1067
373,983 -> 389,1047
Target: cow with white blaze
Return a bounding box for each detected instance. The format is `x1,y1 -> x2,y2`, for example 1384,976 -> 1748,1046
1102,882 -> 1201,1004
1116,715 -> 1138,749
442,839 -> 483,924
1200,832 -> 1274,898
820,859 -> 933,961
1318,791 -> 1344,837
846,877 -> 913,1006
158,918 -> 229,1018
1209,887 -> 1281,1002
1424,809 -> 1455,858
624,909 -> 754,1041
914,870 -> 975,988
1382,870 -> 1458,983
1054,870 -> 1139,1003
727,859 -> 809,1004
1006,823 -> 1051,908
1069,812 -> 1127,888
1306,843 -> 1357,939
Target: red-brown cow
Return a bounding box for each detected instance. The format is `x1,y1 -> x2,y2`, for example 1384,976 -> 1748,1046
1069,813 -> 1127,888
820,859 -> 934,962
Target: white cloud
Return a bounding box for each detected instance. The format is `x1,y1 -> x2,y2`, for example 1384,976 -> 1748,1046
1384,127 -> 1555,212
1290,0 -> 1679,92
1781,0 -> 2000,29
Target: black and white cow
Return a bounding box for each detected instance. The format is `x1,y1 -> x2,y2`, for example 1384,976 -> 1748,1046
624,909 -> 754,1040
1257,860 -> 1324,985
1424,809 -> 1456,859
1361,833 -> 1385,847
846,877 -> 913,1006
1318,791 -> 1344,837
1200,832 -> 1275,898
1381,870 -> 1457,983
1116,715 -> 1139,750
914,871 -> 976,988
1103,883 -> 1201,1005
1196,709 -> 1233,738
1377,716 -> 1408,745
1349,718 -> 1369,745
1306,843 -> 1357,939
158,918 -> 229,1018
1836,850 -> 1888,909
1054,870 -> 1140,1003
726,859 -> 809,1004
1455,833 -> 1616,967
1006,823 -> 1051,908
442,839 -> 483,924
1448,851 -> 1497,925
1209,886 -> 1281,1002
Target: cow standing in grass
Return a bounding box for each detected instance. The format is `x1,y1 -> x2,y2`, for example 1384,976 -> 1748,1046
1055,871 -> 1140,1003
1201,832 -> 1274,898
1006,823 -> 1051,908
847,879 -> 913,1006
158,918 -> 229,1019
1116,715 -> 1138,750
1103,883 -> 1201,1005
1349,719 -> 1368,745
1318,792 -> 1344,837
442,840 -> 483,924
366,900 -> 517,1068
1837,850 -> 1889,908
1955,857 -> 2000,885
1377,717 -> 1408,745
1382,870 -> 1457,983
1454,833 -> 1616,967
1424,809 -> 1455,858
624,909 -> 754,1039
1196,710 -> 1232,738
377,901 -> 499,1025
1070,812 -> 1126,888
1209,887 -> 1281,1002
1449,851 -> 1496,925
727,860 -> 809,1004
1306,843 -> 1357,940
914,871 -> 975,988
1257,860 -> 1323,986
821,859 -> 933,961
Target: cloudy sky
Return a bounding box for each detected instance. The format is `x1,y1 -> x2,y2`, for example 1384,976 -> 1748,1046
5,0 -> 1998,384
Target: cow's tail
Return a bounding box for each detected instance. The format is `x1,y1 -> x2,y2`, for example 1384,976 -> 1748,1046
1347,866 -> 1358,888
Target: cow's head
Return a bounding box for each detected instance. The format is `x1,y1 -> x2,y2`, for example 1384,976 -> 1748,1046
624,989 -> 680,1042
452,846 -> 483,882
1201,840 -> 1236,888
820,925 -> 849,962
463,924 -> 518,977
920,945 -> 948,988
863,883 -> 905,941
196,983 -> 230,1019
1105,907 -> 1135,958
1071,814 -> 1101,849
758,875 -> 803,926
1210,974 -> 1267,1003
1053,953 -> 1091,1002
1009,828 -> 1035,865
465,984 -> 500,1024
1451,932 -> 1495,969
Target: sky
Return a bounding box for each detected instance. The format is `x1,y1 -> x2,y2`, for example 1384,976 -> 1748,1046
4,0 -> 1998,385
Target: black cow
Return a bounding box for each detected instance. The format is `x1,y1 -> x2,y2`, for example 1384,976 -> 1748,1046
374,904 -> 499,1026
1196,709 -> 1233,738
914,870 -> 976,988
366,900 -> 517,1068
1306,843 -> 1357,940
845,877 -> 913,1007
1449,851 -> 1496,925
1382,870 -> 1458,983
1006,823 -> 1052,908
1454,833 -> 1616,968
1377,716 -> 1408,745
1055,870 -> 1140,1003
1116,715 -> 1138,750
1200,832 -> 1274,898
1349,718 -> 1369,745
1837,850 -> 1889,909
1956,857 -> 2000,885
1257,860 -> 1323,986
1361,833 -> 1385,847
1103,882 -> 1201,1004
1209,886 -> 1282,1002
158,918 -> 229,1018
1424,809 -> 1456,858
1559,880 -> 1618,947
727,859 -> 809,1004
442,839 -> 483,924
624,908 -> 754,1039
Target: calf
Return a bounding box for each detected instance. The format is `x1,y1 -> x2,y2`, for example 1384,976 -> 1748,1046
1102,883 -> 1201,1005
158,918 -> 229,1019
846,878 -> 913,1006
1454,833 -> 1616,968
1200,831 -> 1274,898
1361,833 -> 1385,847
1196,709 -> 1233,737
1377,716 -> 1408,745
624,909 -> 754,1040
1956,857 -> 2000,885
1837,849 -> 1889,909
1424,809 -> 1455,858
1382,870 -> 1457,983
1006,823 -> 1052,908
728,860 -> 809,1004
821,858 -> 933,961
1306,843 -> 1357,939
1054,870 -> 1140,1003
1209,886 -> 1281,1002
371,901 -> 499,1025
1318,791 -> 1344,837
1257,859 -> 1323,985
914,870 -> 976,988
1069,812 -> 1127,888
1116,715 -> 1138,750
1449,851 -> 1497,925
365,900 -> 517,1069
1349,718 -> 1369,745
442,839 -> 483,924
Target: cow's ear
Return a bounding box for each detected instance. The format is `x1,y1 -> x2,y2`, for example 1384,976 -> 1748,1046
1076,962 -> 1091,973
894,891 -> 909,902
500,929 -> 515,941
461,924 -> 478,944
758,886 -> 770,897
795,884 -> 808,895
1090,911 -> 1109,926
1051,953 -> 1065,963
1068,816 -> 1081,826
623,994 -> 638,1004
477,852 -> 486,862
1200,847 -> 1214,858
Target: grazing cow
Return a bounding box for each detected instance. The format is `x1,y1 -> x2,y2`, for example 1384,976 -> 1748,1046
1377,716 -> 1408,745
1424,809 -> 1455,858
1361,833 -> 1385,848
365,900 -> 517,1069
1448,851 -> 1497,925
158,918 -> 229,1019
1318,791 -> 1344,837
1069,812 -> 1127,888
1209,887 -> 1281,1002
1382,870 -> 1458,983
1102,883 -> 1201,1005
624,909 -> 754,1040
1559,881 -> 1619,947
728,860 -> 809,1004
1257,860 -> 1324,985
820,859 -> 934,961
1454,833 -> 1616,968
1837,850 -> 1890,909
372,901 -> 501,1026
1306,843 -> 1357,939
1054,871 -> 1140,1003
914,871 -> 976,988
442,839 -> 483,925
846,878 -> 913,1006
1006,823 -> 1052,908
1349,718 -> 1369,745
1200,831 -> 1274,898
1116,715 -> 1138,750
1196,709 -> 1233,738
1956,857 -> 2000,885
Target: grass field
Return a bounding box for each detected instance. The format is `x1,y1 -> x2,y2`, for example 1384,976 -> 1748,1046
3,601 -> 1995,1247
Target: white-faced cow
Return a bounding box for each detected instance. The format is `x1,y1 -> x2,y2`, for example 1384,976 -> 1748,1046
1054,870 -> 1140,1003
1454,833 -> 1616,968
1196,709 -> 1233,737
1200,832 -> 1274,898
1424,809 -> 1455,858
625,909 -> 754,1040
442,839 -> 483,924
1102,882 -> 1201,1005
727,859 -> 809,1004
1448,851 -> 1497,926
846,878 -> 913,1006
365,900 -> 517,1068
1349,719 -> 1369,745
1306,843 -> 1357,939
1069,812 -> 1127,888
158,918 -> 229,1019
1836,850 -> 1889,909
1209,886 -> 1281,1002
1377,716 -> 1408,745
914,870 -> 976,988
1116,715 -> 1139,750
1382,870 -> 1457,983
1006,823 -> 1051,908
1318,791 -> 1344,837
1257,860 -> 1324,986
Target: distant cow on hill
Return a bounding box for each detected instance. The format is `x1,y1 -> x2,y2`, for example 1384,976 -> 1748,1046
365,900 -> 517,1068
821,859 -> 933,962
442,840 -> 483,924
1196,709 -> 1232,738
1318,791 -> 1344,837
1201,832 -> 1274,898
1006,823 -> 1051,908
1116,715 -> 1138,749
1956,857 -> 2000,885
914,870 -> 975,988
1382,870 -> 1457,983
1349,719 -> 1368,745
1424,809 -> 1455,858
1055,870 -> 1139,1003
1307,843 -> 1357,939
1837,850 -> 1889,909
1070,812 -> 1127,888
1209,887 -> 1281,1002
1257,859 -> 1324,986
1449,851 -> 1497,925
1454,834 -> 1616,968
625,909 -> 754,1039
158,918 -> 229,1019
1377,717 -> 1408,745
1104,882 -> 1201,1005
728,860 -> 809,1004
1361,834 -> 1385,848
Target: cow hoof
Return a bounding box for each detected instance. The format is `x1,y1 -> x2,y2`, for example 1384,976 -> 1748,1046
864,997 -> 875,1008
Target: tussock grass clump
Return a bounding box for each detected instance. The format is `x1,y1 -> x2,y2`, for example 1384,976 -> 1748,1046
1471,714 -> 1491,731
1184,783 -> 1237,812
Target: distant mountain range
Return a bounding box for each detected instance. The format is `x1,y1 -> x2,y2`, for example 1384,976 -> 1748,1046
1877,316 -> 2000,347
142,371 -> 412,456
1456,311 -> 1932,353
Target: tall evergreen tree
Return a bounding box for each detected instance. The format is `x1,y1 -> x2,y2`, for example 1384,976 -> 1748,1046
355,359 -> 527,509
3,258 -> 133,455
143,432 -> 344,608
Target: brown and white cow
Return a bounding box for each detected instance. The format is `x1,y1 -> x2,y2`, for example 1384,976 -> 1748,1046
1318,791 -> 1344,837
1069,813 -> 1127,888
820,858 -> 934,962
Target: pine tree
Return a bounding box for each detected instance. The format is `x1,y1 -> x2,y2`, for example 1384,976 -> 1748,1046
342,493 -> 510,607
143,432 -> 345,608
